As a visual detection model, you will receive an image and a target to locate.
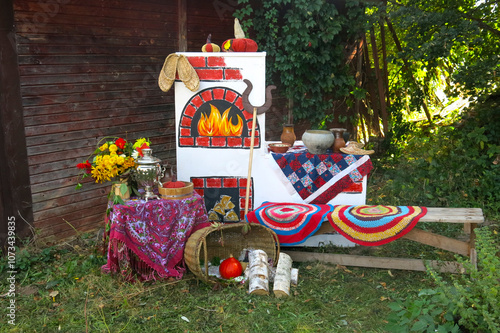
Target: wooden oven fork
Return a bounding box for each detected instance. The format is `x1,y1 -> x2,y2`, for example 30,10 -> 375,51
241,79 -> 276,218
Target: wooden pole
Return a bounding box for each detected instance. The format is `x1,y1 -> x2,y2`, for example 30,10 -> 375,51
244,107 -> 258,216
0,0 -> 34,247
177,0 -> 187,52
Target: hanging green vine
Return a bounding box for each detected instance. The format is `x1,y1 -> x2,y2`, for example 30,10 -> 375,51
235,0 -> 373,127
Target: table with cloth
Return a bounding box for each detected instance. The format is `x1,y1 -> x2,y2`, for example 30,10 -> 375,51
102,193 -> 209,281
269,150 -> 373,204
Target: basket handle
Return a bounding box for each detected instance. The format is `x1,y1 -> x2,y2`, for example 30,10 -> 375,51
203,238 -> 208,280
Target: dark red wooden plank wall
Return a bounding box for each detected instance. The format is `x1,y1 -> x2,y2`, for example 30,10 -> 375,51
13,0 -> 180,243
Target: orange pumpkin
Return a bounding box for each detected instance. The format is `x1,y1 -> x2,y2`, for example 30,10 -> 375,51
219,255 -> 243,279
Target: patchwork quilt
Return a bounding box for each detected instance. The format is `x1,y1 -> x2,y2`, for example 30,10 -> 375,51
271,152 -> 373,204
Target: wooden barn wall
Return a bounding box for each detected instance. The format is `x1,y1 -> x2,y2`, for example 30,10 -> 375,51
13,0 -> 179,243
185,0 -> 237,52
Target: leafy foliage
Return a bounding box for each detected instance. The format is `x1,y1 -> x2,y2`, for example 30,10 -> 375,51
388,0 -> 500,98
235,0 -> 371,126
385,288 -> 460,332
429,227 -> 500,332
236,0 -> 499,143
386,227 -> 500,332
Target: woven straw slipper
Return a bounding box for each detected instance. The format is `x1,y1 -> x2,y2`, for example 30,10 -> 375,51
346,141 -> 365,149
177,54 -> 200,92
158,53 -> 179,92
340,145 -> 374,155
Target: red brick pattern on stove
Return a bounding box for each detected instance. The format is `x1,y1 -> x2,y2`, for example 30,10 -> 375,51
192,176 -> 253,221
185,56 -> 243,81
178,87 -> 261,149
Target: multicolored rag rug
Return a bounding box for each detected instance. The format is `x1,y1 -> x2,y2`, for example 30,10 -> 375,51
271,152 -> 373,204
102,193 -> 209,281
245,202 -> 331,245
327,205 -> 427,246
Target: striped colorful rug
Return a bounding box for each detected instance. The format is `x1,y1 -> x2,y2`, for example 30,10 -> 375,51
327,205 -> 427,246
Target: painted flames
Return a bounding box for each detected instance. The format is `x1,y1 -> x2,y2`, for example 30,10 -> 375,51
197,104 -> 243,136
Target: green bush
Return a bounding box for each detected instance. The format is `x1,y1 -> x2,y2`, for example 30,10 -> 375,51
428,227 -> 500,332
385,288 -> 460,333
386,227 -> 500,332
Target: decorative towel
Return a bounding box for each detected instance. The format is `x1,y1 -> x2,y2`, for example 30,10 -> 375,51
327,205 -> 427,246
245,202 -> 331,246
102,193 -> 209,281
271,152 -> 373,204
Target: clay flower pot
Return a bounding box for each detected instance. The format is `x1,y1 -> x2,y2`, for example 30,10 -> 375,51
280,124 -> 296,146
330,128 -> 347,153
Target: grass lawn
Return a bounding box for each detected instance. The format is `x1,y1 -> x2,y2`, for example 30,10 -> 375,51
1,233 -> 439,332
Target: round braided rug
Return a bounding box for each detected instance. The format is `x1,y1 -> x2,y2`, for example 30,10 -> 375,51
246,202 -> 331,246
327,205 -> 427,246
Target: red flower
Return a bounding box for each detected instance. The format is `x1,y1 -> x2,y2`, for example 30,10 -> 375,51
76,160 -> 92,174
115,138 -> 126,149
136,142 -> 150,157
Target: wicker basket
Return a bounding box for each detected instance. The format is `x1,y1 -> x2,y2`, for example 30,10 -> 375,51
184,222 -> 280,284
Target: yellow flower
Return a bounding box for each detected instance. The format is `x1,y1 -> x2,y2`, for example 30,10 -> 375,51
109,144 -> 118,153
108,155 -> 118,166
91,165 -> 111,183
99,143 -> 109,151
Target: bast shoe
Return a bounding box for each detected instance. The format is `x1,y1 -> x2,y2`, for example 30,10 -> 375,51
158,53 -> 179,92
177,54 -> 200,92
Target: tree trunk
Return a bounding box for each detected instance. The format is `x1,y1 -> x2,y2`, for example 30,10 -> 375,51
273,252 -> 293,298
363,33 -> 382,135
380,21 -> 391,108
248,249 -> 269,295
355,39 -> 365,143
370,26 -> 388,136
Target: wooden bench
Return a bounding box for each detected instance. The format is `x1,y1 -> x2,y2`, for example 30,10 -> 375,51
287,207 -> 484,273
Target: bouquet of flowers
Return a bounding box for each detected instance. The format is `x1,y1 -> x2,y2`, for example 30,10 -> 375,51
76,137 -> 151,190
